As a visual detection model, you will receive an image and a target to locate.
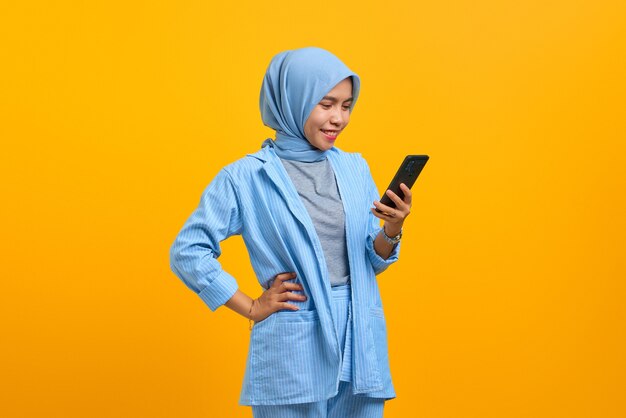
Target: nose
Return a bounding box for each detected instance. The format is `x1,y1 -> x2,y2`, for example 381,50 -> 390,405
329,107 -> 344,126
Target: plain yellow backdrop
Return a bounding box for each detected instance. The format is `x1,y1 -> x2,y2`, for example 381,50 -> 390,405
1,1 -> 625,417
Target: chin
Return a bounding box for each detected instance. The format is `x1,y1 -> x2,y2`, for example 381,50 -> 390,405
306,134 -> 335,151
315,139 -> 335,151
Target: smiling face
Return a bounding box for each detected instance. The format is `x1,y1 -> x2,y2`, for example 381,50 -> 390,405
303,77 -> 353,151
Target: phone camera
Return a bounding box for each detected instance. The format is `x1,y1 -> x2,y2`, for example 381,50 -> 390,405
405,161 -> 415,176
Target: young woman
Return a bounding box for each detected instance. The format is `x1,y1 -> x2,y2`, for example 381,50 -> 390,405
170,46 -> 412,418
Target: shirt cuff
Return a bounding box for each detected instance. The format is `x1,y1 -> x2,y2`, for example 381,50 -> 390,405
366,227 -> 401,274
198,270 -> 239,311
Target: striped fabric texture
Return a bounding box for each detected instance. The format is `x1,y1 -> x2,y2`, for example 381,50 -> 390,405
330,284 -> 353,383
170,142 -> 400,405
251,381 -> 385,418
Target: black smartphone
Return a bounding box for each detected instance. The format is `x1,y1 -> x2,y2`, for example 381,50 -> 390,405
376,155 -> 429,211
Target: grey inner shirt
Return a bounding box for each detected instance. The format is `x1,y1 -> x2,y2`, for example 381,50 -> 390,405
280,158 -> 350,286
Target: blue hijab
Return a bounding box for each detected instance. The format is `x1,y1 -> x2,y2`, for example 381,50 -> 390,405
260,47 -> 361,162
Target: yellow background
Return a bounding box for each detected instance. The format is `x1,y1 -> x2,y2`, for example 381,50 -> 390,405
1,1 -> 625,417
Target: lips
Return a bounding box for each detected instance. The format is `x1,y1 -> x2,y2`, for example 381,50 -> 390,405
321,129 -> 339,140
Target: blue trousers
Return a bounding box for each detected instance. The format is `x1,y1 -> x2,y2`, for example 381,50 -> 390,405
252,381 -> 385,418
251,285 -> 385,418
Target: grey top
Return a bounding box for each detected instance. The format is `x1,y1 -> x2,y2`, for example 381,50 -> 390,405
280,158 -> 350,286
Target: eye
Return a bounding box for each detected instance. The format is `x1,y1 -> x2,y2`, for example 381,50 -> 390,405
320,103 -> 332,109
342,105 -> 351,111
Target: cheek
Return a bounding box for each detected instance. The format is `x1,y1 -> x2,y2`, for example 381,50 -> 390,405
304,113 -> 322,137
303,121 -> 313,141
304,123 -> 319,144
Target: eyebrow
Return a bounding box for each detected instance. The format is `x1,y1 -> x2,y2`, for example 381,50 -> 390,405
320,96 -> 354,103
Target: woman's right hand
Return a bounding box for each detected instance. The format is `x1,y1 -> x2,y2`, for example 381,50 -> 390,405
250,272 -> 307,323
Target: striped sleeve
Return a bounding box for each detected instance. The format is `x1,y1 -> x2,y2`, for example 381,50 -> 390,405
169,169 -> 243,311
361,156 -> 401,274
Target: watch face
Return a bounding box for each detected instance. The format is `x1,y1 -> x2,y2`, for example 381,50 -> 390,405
382,228 -> 402,244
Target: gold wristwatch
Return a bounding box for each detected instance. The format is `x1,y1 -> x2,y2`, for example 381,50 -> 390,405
382,226 -> 402,245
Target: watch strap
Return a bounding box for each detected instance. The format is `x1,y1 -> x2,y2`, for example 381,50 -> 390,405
382,226 -> 402,244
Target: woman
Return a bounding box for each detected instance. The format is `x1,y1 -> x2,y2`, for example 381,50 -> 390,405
170,47 -> 412,417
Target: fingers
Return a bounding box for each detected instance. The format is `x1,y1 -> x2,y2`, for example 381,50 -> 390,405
271,272 -> 304,290
385,189 -> 405,208
269,271 -> 306,302
370,207 -> 393,221
281,281 -> 304,291
254,272 -> 308,322
371,205 -> 408,224
277,291 -> 307,302
370,207 -> 402,224
385,185 -> 412,209
399,183 -> 413,205
372,184 -> 412,223
374,200 -> 395,216
274,272 -> 297,283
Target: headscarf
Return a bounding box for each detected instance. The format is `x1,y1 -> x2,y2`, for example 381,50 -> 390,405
259,47 -> 361,162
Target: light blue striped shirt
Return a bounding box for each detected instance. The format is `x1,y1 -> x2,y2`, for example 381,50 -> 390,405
170,142 -> 400,405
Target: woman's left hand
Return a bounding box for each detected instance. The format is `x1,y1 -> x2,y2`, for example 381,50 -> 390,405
370,183 -> 412,236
